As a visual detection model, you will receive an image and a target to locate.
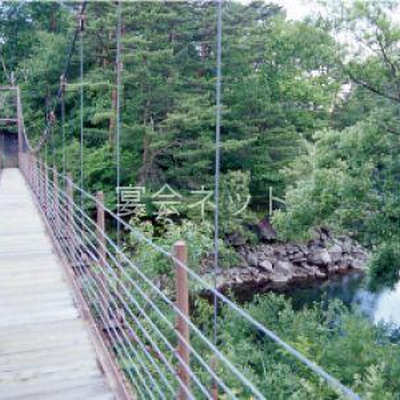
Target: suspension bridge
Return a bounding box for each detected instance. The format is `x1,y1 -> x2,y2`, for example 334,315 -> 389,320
0,2 -> 362,400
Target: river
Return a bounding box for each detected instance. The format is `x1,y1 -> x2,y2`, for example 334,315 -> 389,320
289,272 -> 400,327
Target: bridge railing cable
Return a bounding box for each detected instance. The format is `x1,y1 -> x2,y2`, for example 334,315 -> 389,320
18,152 -> 361,400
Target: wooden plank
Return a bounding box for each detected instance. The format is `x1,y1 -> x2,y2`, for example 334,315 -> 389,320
0,358 -> 99,383
0,308 -> 80,328
0,343 -> 94,369
0,372 -> 105,399
0,328 -> 91,356
0,269 -> 64,283
0,332 -> 90,356
0,303 -> 75,317
0,318 -> 87,341
0,292 -> 72,308
0,275 -> 66,289
0,282 -> 71,299
10,381 -> 115,400
0,253 -> 62,269
1,377 -> 112,400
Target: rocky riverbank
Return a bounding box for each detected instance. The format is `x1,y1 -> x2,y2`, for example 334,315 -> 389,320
204,232 -> 369,298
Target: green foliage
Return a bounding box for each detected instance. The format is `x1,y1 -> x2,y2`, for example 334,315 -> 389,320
7,1 -> 337,211
272,0 -> 400,251
214,294 -> 400,398
219,170 -> 258,242
273,116 -> 400,248
0,2 -> 70,82
368,242 -> 400,290
127,217 -> 215,278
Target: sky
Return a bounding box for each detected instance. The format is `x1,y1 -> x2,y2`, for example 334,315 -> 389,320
273,0 -> 400,23
273,0 -> 314,20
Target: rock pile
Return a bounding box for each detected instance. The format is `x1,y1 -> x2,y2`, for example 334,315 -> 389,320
209,234 -> 369,296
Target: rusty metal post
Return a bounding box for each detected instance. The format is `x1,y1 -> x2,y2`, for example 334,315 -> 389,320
39,160 -> 45,210
210,356 -> 218,400
37,158 -> 41,201
174,240 -> 190,400
66,173 -> 74,234
96,191 -> 106,266
33,155 -> 39,196
29,155 -> 33,191
66,172 -> 82,273
65,173 -> 75,250
28,156 -> 31,186
43,161 -> 49,215
19,151 -> 24,177
16,86 -> 23,165
53,167 -> 60,239
96,191 -> 111,324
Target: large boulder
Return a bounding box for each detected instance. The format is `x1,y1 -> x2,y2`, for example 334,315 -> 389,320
307,249 -> 332,267
327,243 -> 343,263
246,251 -> 259,267
259,259 -> 273,273
273,260 -> 294,277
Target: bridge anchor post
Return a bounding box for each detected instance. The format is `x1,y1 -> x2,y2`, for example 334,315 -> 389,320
66,173 -> 80,272
174,240 -> 191,400
53,167 -> 61,239
39,160 -> 48,213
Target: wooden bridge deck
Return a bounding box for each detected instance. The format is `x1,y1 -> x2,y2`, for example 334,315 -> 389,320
0,169 -> 116,399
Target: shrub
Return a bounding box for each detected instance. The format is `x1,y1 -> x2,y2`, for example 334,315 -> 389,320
368,242 -> 400,290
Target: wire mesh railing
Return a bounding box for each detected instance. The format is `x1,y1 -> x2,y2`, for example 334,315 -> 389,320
18,152 -> 361,400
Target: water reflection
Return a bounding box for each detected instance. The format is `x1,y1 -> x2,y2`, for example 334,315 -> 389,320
289,272 -> 400,326
355,281 -> 400,325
